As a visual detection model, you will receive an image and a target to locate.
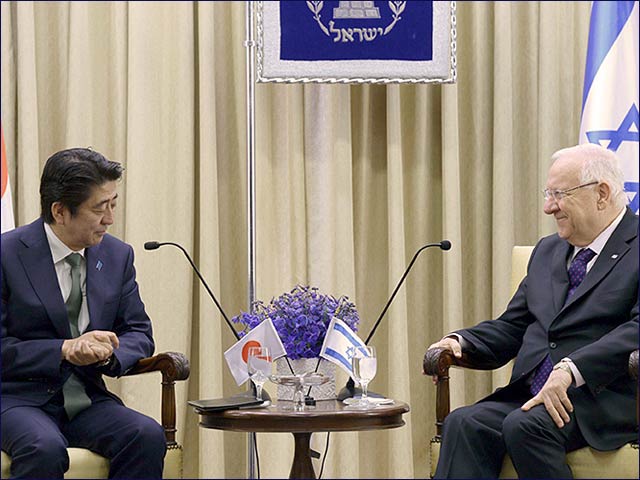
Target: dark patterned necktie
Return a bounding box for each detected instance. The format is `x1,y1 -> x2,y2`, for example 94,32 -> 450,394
530,248 -> 596,395
62,253 -> 92,419
565,248 -> 596,299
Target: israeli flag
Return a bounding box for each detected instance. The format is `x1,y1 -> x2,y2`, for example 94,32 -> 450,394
320,317 -> 367,375
579,1 -> 639,213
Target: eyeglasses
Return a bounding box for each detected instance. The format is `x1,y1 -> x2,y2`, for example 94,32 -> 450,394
542,181 -> 598,202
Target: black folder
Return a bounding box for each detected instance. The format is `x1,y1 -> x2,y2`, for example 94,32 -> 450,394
188,393 -> 265,412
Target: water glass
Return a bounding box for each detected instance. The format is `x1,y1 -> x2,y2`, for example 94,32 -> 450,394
247,346 -> 272,401
350,345 -> 377,408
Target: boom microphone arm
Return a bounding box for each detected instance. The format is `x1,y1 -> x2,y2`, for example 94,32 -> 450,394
144,241 -> 240,341
337,240 -> 452,400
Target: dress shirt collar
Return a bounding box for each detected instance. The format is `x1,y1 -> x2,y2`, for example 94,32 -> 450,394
572,207 -> 626,258
43,222 -> 86,263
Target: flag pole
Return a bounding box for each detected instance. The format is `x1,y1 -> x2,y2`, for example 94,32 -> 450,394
245,1 -> 258,479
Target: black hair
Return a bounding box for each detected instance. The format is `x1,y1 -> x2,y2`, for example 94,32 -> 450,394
40,148 -> 124,224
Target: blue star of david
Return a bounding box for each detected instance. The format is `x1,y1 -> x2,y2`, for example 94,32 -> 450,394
586,104 -> 639,150
586,104 -> 639,213
624,182 -> 639,213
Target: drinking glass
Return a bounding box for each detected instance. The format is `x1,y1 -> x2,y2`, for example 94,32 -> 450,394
247,346 -> 272,401
350,345 -> 377,408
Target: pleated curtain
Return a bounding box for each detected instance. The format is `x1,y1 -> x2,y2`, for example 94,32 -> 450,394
1,2 -> 590,477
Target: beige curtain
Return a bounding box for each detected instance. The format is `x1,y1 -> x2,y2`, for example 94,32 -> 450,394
1,1 -> 591,478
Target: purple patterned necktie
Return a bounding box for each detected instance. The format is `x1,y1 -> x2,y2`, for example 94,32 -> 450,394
530,248 -> 596,395
565,248 -> 596,299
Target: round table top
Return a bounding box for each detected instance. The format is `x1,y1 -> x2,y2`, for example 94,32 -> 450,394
197,399 -> 410,434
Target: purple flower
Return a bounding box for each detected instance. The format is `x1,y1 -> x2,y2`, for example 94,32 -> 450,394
231,285 -> 360,359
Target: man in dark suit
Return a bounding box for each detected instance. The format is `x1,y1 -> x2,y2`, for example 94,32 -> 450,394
1,148 -> 166,478
430,143 -> 638,478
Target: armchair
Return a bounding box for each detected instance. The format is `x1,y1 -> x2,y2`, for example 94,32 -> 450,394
423,246 -> 639,478
1,351 -> 190,479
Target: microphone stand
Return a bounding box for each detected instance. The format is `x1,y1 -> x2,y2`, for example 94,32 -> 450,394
144,241 -> 271,402
337,241 -> 451,401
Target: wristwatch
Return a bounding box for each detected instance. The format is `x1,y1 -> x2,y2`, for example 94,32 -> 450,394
552,359 -> 573,379
97,355 -> 115,368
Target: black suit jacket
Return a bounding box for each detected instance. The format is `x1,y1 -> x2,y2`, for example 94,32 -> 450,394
456,208 -> 638,450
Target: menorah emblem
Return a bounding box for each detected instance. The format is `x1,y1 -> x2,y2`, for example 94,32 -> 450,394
333,1 -> 381,19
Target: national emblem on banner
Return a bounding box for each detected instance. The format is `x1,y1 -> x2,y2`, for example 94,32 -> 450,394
257,1 -> 457,84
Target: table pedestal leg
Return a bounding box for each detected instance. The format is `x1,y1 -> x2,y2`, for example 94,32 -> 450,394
289,432 -> 315,479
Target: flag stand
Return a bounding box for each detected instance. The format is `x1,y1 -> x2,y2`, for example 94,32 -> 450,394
245,2 -> 258,479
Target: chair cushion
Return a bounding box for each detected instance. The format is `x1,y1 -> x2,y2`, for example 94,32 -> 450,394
430,438 -> 638,479
567,443 -> 638,479
164,445 -> 184,479
511,246 -> 534,295
1,445 -> 183,479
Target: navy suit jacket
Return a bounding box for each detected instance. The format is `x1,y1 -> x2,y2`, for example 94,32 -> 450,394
456,208 -> 638,450
1,218 -> 155,414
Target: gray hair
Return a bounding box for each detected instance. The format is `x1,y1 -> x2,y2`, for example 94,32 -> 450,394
551,144 -> 627,209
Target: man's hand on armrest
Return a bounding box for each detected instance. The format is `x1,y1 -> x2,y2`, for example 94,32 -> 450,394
428,336 -> 463,358
424,336 -> 463,383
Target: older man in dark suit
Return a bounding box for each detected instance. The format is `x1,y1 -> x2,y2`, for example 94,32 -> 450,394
1,148 -> 165,478
430,143 -> 638,478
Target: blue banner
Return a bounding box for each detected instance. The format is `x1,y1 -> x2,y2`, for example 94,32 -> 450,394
279,1 -> 433,61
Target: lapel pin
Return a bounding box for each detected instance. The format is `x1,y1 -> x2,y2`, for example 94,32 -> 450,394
611,254 -> 618,259
96,260 -> 103,271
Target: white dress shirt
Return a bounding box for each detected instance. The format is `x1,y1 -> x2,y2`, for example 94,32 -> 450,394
44,223 -> 90,334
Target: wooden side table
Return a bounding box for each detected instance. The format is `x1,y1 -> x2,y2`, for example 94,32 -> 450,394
196,399 -> 410,479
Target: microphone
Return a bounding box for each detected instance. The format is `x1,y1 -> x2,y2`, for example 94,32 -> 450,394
146,241 -> 271,402
144,241 -> 240,341
337,240 -> 452,400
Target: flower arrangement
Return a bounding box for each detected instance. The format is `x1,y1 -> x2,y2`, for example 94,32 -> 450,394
232,285 -> 360,359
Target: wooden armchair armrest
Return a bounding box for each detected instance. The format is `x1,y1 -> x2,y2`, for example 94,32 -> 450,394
630,350 -> 638,381
423,347 -> 495,438
126,352 -> 190,446
423,347 -> 499,374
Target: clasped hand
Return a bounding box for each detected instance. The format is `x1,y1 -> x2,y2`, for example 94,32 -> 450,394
62,330 -> 119,366
521,368 -> 573,428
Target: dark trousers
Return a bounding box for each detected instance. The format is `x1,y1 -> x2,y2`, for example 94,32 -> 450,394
435,388 -> 588,479
1,393 -> 166,479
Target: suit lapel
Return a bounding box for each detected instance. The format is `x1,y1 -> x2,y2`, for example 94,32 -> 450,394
562,208 -> 637,310
18,219 -> 71,339
85,243 -> 105,330
550,242 -> 572,314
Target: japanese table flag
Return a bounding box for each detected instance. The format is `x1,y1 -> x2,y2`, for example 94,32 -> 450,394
224,318 -> 287,386
1,126 -> 15,233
